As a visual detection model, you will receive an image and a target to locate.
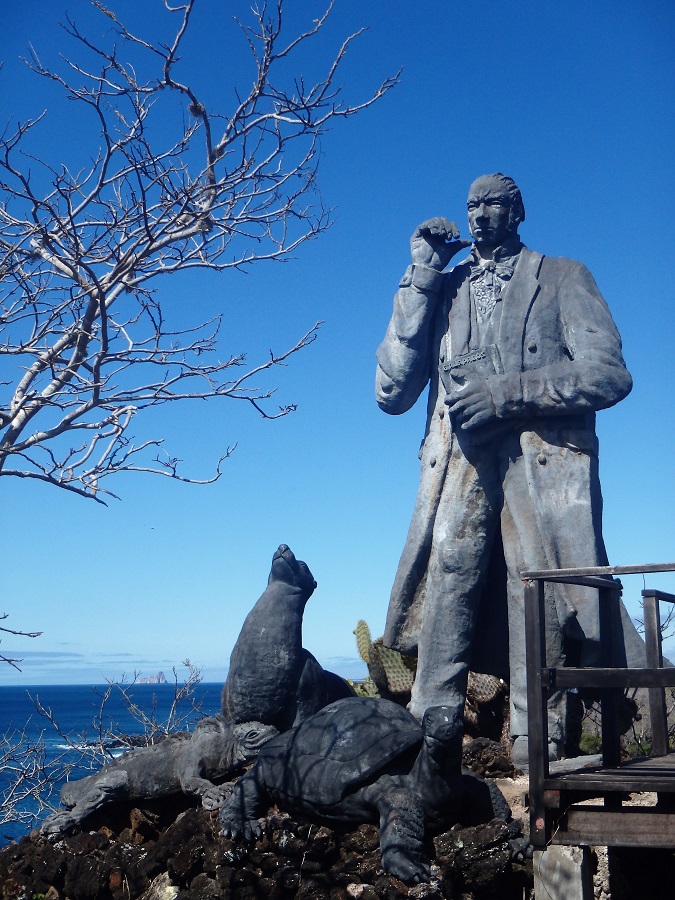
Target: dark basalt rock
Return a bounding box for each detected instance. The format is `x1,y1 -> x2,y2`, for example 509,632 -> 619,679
0,785 -> 532,899
462,737 -> 519,779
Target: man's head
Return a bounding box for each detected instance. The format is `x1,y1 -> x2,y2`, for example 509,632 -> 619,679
467,173 -> 525,249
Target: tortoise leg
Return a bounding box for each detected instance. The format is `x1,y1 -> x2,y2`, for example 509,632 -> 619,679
372,786 -> 429,885
460,771 -> 511,825
219,770 -> 266,842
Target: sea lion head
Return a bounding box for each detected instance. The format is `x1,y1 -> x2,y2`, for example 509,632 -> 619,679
268,544 -> 317,599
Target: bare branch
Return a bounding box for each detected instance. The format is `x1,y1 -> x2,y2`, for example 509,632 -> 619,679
1,613 -> 42,670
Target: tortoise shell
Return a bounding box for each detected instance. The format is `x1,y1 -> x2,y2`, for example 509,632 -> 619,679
256,697 -> 423,809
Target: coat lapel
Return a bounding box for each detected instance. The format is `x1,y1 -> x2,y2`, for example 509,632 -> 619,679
497,248 -> 543,372
447,264 -> 471,357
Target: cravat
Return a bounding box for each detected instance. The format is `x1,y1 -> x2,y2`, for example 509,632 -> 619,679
469,260 -> 515,322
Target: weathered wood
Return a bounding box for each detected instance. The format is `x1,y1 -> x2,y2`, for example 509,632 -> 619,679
524,562 -> 675,853
525,573 -> 622,590
547,773 -> 675,792
524,578 -> 549,847
522,563 -> 675,579
548,667 -> 675,689
642,588 -> 675,605
548,750 -> 675,772
544,756 -> 675,793
598,585 -> 621,767
643,591 -> 669,756
554,807 -> 675,848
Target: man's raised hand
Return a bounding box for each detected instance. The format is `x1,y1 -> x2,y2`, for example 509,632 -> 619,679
411,218 -> 471,271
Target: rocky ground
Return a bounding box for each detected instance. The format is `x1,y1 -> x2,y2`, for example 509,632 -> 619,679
0,740 -> 534,900
5,741 -> 674,899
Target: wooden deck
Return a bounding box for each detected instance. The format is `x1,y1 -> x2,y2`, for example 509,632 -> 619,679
546,752 -> 675,794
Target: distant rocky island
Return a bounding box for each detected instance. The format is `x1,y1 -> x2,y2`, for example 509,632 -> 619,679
136,672 -> 167,685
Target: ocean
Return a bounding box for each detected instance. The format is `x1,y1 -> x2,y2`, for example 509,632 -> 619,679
0,681 -> 223,846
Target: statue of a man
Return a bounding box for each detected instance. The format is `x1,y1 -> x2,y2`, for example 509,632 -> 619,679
376,173 -> 634,764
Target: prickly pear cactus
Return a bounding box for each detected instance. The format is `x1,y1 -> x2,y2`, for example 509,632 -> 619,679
372,639 -> 416,695
464,671 -> 509,742
349,677 -> 380,698
468,671 -> 505,705
352,620 -> 509,738
354,620 -> 372,665
353,620 -> 417,704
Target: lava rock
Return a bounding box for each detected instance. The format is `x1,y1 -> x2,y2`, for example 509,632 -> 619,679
0,784 -> 532,899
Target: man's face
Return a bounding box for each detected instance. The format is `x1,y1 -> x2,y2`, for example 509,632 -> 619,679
467,177 -> 513,248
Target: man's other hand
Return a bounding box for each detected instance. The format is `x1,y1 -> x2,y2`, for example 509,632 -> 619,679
446,379 -> 497,429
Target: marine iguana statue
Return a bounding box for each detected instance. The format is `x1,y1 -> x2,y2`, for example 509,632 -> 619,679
42,716 -> 276,834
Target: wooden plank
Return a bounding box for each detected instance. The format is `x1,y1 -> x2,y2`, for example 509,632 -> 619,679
547,753 -> 675,774
553,807 -> 675,848
549,668 -> 675,689
545,771 -> 675,792
642,589 -> 675,606
644,592 -> 669,756
526,574 -> 621,590
520,564 -> 675,852
524,578 -> 549,848
616,755 -> 675,769
599,586 -> 621,767
522,563 -> 675,579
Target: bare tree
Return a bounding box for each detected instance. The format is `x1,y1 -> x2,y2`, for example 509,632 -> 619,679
0,0 -> 397,503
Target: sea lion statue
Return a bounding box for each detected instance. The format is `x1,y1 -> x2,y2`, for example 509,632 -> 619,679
222,544 -> 355,731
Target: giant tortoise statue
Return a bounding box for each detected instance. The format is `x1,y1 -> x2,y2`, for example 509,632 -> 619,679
220,696 -> 511,884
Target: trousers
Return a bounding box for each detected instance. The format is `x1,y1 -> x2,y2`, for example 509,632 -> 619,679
408,427 -> 566,740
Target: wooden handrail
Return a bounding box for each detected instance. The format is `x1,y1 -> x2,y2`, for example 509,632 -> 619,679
522,562 -> 675,579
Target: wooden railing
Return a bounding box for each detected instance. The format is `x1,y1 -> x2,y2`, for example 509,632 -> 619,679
522,562 -> 675,848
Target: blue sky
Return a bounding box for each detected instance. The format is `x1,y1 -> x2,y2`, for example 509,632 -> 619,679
1,0 -> 673,686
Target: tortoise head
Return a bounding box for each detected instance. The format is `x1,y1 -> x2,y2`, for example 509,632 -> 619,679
421,706 -> 464,768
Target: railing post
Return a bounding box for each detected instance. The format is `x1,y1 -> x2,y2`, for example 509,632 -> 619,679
524,577 -> 549,847
643,590 -> 669,757
598,580 -> 621,768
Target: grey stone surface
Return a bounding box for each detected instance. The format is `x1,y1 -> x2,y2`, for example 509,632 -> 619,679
41,716 -> 277,833
534,846 -> 593,900
221,544 -> 355,731
376,174 -> 643,749
220,696 -> 512,885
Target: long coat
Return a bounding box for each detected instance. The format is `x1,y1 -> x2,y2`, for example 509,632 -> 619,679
376,247 -> 644,670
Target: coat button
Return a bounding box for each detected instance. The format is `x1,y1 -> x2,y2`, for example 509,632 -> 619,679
438,408 -> 445,419
537,453 -> 547,465
430,458 -> 437,467
528,343 -> 537,353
